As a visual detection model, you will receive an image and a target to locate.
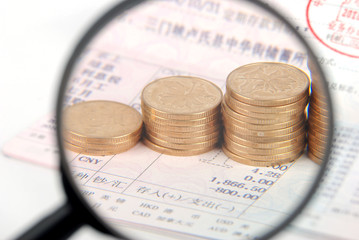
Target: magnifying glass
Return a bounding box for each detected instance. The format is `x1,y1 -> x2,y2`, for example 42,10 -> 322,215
17,0 -> 333,239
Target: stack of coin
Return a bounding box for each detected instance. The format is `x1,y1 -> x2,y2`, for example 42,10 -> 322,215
141,76 -> 223,156
222,62 -> 309,167
307,58 -> 330,164
62,100 -> 143,156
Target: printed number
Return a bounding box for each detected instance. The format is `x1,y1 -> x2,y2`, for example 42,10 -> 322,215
265,171 -> 281,178
215,187 -> 238,196
250,186 -> 267,193
214,188 -> 259,200
223,180 -> 245,188
244,175 -> 253,181
243,193 -> 259,200
258,179 -> 274,185
272,165 -> 288,171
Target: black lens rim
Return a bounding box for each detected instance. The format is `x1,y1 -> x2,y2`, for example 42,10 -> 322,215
56,0 -> 334,239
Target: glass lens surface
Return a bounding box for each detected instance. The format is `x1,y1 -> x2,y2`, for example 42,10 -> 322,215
58,0 -> 332,239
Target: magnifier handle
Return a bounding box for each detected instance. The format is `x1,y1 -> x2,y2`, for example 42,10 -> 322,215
16,202 -> 83,240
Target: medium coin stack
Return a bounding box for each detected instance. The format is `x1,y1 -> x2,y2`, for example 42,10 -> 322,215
307,59 -> 330,164
141,76 -> 223,156
63,100 -> 143,156
222,62 -> 310,167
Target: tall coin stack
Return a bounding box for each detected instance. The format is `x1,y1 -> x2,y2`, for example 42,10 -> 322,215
222,62 -> 310,167
141,76 -> 223,156
63,100 -> 143,156
307,58 -> 330,164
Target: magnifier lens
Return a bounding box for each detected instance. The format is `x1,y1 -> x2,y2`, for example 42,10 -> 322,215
58,0 -> 332,239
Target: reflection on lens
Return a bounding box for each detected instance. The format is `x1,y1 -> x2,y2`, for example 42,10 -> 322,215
59,0 -> 331,239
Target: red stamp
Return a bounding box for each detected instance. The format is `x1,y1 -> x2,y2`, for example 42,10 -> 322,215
306,0 -> 359,58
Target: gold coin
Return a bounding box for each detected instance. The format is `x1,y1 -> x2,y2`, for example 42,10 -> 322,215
308,120 -> 329,135
224,130 -> 306,149
308,113 -> 330,129
222,110 -> 304,130
224,118 -> 305,137
224,142 -> 304,161
225,94 -> 308,116
308,147 -> 326,159
307,150 -> 323,164
308,128 -> 329,142
308,141 -> 327,154
226,62 -> 309,106
64,134 -> 141,150
308,132 -> 327,152
308,133 -> 327,149
310,92 -> 328,107
63,100 -> 143,143
222,145 -> 303,167
222,101 -> 305,125
311,93 -> 328,105
311,84 -> 329,100
141,102 -> 221,121
64,140 -> 139,156
225,98 -> 306,119
309,106 -> 329,122
223,133 -> 304,155
309,101 -> 329,116
143,138 -> 217,156
142,110 -> 220,126
145,128 -> 221,144
144,124 -> 221,138
228,125 -> 306,143
141,76 -> 223,118
143,117 -> 220,132
63,127 -> 142,145
145,132 -> 220,150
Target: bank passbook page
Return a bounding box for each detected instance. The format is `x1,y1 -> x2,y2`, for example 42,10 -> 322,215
3,0 -> 359,239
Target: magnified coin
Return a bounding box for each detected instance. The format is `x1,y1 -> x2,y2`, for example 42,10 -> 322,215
55,0 -> 333,239
63,100 -> 143,156
141,76 -> 222,155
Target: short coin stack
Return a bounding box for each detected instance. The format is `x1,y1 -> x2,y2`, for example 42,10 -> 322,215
222,62 -> 310,166
63,100 -> 143,156
141,76 -> 223,156
307,59 -> 330,164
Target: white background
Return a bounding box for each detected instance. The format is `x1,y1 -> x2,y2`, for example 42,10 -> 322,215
0,1 -> 336,239
0,1 -> 118,239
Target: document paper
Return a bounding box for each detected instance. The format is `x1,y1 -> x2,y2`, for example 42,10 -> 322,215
3,0 -> 359,239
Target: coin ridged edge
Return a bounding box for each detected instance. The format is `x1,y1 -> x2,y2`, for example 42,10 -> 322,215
142,109 -> 221,126
224,130 -> 306,149
145,128 -> 221,144
64,134 -> 141,149
143,118 -> 221,132
222,110 -> 304,130
222,101 -> 306,125
224,118 -> 306,137
224,142 -> 305,161
222,145 -> 303,167
307,150 -> 323,164
144,132 -> 220,150
225,93 -> 308,116
143,138 -> 218,156
63,126 -> 143,144
223,133 -> 305,155
64,140 -> 138,156
227,124 -> 306,143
